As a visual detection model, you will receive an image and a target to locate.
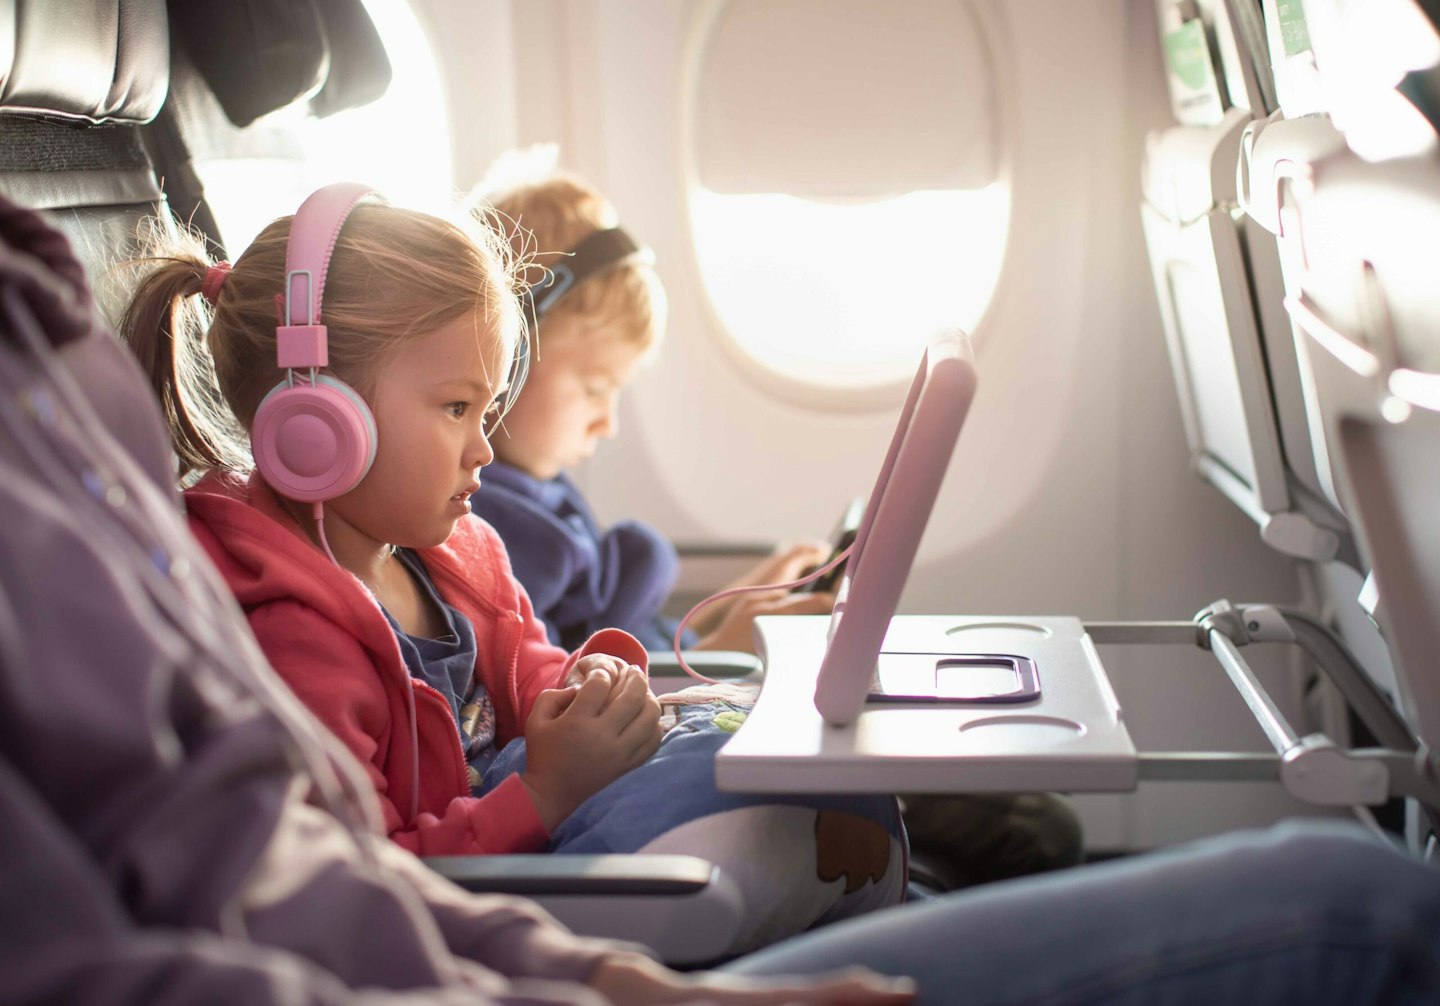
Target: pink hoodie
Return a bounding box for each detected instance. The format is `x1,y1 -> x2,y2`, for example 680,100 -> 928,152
185,471 -> 648,857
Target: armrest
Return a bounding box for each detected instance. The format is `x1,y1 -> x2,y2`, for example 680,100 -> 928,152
423,853 -> 746,965
426,853 -> 713,895
648,650 -> 763,681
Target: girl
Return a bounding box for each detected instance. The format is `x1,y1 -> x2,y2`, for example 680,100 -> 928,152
122,185 -> 664,854
119,186 -> 907,959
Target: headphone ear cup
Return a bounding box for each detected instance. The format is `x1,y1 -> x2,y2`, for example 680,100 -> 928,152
251,375 -> 377,502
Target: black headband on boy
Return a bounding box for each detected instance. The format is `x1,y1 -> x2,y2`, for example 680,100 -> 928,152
520,226 -> 654,328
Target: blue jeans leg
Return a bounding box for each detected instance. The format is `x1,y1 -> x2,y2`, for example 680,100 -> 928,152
722,820 -> 1440,1005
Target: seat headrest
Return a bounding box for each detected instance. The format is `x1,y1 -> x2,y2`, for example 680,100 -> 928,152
169,0 -> 391,128
0,1 -> 169,124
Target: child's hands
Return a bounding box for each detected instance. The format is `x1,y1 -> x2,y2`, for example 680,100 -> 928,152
563,652 -> 646,691
694,589 -> 836,654
589,953 -> 916,1005
521,665 -> 662,830
740,541 -> 833,590
689,542 -> 832,637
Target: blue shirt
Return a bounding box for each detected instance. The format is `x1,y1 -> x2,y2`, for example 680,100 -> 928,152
382,548 -> 498,793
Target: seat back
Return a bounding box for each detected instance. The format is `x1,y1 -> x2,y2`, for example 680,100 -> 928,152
1257,146 -> 1440,746
0,0 -> 172,323
1142,0 -> 1353,564
157,0 -> 392,254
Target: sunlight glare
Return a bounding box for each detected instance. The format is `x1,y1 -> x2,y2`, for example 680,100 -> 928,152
304,0 -> 452,214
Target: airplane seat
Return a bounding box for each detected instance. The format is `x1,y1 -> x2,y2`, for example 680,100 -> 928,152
0,0 -> 173,325
1140,0 -> 1431,820
1239,0 -> 1440,769
1221,0 -> 1440,851
1274,141 -> 1440,849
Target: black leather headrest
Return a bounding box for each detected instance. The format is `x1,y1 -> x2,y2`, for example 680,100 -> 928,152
0,1 -> 169,124
169,0 -> 391,128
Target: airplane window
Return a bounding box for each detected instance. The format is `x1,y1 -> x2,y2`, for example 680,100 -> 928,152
685,0 -> 1009,395
305,1 -> 452,209
688,186 -> 1009,391
203,0 -> 452,250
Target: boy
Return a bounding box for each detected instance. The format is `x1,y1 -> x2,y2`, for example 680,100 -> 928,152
470,168 -> 832,653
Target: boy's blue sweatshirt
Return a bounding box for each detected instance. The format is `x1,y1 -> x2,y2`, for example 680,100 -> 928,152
471,462 -> 697,651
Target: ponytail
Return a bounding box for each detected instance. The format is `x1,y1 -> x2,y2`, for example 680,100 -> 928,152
118,224 -> 249,481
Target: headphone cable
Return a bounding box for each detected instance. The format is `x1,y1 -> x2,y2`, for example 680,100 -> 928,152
670,544 -> 855,684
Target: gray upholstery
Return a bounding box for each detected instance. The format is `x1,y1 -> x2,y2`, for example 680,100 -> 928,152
0,0 -> 168,124
0,1 -> 170,326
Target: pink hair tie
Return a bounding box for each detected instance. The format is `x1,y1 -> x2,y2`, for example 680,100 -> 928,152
201,261 -> 232,306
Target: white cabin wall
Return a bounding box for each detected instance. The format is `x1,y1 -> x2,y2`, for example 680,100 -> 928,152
412,1 -> 519,190
420,0 -> 1341,849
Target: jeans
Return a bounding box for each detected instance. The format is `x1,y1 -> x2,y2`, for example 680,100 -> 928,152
724,819 -> 1440,1004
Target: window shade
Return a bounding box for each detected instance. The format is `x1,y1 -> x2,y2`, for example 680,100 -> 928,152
692,0 -> 1000,199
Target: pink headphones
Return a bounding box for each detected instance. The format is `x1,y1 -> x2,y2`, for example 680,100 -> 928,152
251,183 -> 380,502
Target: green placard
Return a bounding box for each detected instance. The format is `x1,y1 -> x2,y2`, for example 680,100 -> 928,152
1163,18 -> 1213,91
1162,18 -> 1225,124
1274,1 -> 1312,57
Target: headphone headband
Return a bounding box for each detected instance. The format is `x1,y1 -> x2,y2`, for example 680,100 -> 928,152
281,182 -> 377,361
521,226 -> 653,327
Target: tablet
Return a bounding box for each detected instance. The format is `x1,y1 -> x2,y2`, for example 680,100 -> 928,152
796,496 -> 864,594
812,330 -> 981,725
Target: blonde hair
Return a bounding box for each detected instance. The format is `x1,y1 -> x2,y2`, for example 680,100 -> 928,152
119,202 -> 523,482
483,170 -> 664,354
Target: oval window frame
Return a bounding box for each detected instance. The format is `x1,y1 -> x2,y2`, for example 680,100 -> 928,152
677,0 -> 1016,411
